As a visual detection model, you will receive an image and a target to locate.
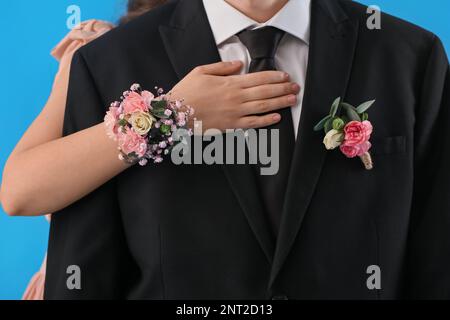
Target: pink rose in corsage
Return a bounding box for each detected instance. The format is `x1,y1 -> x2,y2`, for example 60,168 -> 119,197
314,97 -> 375,170
104,84 -> 194,165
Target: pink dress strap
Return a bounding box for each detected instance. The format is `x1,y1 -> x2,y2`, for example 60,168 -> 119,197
23,215 -> 51,300
22,254 -> 47,300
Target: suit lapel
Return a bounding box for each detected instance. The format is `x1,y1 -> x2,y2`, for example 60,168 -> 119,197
269,0 -> 360,287
159,0 -> 275,263
159,0 -> 220,78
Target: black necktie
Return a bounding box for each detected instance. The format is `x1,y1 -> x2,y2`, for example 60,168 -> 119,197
238,27 -> 295,237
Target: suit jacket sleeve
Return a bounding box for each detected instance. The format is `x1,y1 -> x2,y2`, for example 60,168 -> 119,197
45,50 -> 137,300
406,35 -> 450,299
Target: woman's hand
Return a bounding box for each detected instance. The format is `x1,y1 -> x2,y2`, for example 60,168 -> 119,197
52,20 -> 114,92
170,61 -> 300,132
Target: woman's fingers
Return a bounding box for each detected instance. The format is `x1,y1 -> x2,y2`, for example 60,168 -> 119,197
238,113 -> 282,129
58,41 -> 84,68
243,82 -> 300,102
194,61 -> 243,76
234,71 -> 290,88
241,94 -> 297,116
64,40 -> 83,55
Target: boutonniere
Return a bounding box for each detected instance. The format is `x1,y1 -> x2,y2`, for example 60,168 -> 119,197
314,97 -> 375,170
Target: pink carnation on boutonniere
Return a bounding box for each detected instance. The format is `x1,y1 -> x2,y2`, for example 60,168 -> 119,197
314,97 -> 376,170
340,141 -> 372,158
343,121 -> 373,147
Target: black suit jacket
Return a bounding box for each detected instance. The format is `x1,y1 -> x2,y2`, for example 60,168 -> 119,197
45,0 -> 450,299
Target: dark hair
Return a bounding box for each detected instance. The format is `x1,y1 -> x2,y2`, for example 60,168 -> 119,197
120,0 -> 168,25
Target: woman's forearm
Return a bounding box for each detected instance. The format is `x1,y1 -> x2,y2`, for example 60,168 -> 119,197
0,23 -> 124,217
2,54 -> 131,216
1,123 -> 130,216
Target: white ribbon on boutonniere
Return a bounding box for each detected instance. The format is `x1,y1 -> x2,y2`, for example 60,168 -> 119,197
314,97 -> 376,170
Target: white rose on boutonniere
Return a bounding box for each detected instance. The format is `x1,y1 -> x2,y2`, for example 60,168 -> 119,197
323,129 -> 344,150
129,111 -> 156,135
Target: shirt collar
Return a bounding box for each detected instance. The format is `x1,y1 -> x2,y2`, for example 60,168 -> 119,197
203,0 -> 311,46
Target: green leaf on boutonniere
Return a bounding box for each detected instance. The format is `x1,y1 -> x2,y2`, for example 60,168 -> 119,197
341,102 -> 361,122
313,115 -> 332,132
340,115 -> 349,123
356,100 -> 375,114
324,118 -> 334,133
361,112 -> 369,121
329,97 -> 341,117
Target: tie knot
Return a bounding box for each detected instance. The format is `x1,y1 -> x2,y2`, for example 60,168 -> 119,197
238,26 -> 286,61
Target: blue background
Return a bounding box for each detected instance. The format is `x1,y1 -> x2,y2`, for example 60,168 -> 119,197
0,0 -> 449,300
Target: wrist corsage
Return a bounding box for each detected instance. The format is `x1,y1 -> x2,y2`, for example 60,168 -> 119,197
104,84 -> 194,165
314,97 -> 375,170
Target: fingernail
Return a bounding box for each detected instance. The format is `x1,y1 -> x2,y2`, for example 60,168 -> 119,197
231,60 -> 241,65
288,95 -> 297,104
282,72 -> 289,80
292,84 -> 300,91
273,114 -> 281,121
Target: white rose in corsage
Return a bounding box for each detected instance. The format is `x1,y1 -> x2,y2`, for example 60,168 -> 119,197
104,84 -> 194,166
129,111 -> 156,135
314,97 -> 376,170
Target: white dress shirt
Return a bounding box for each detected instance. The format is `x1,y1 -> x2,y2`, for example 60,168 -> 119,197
202,0 -> 311,139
